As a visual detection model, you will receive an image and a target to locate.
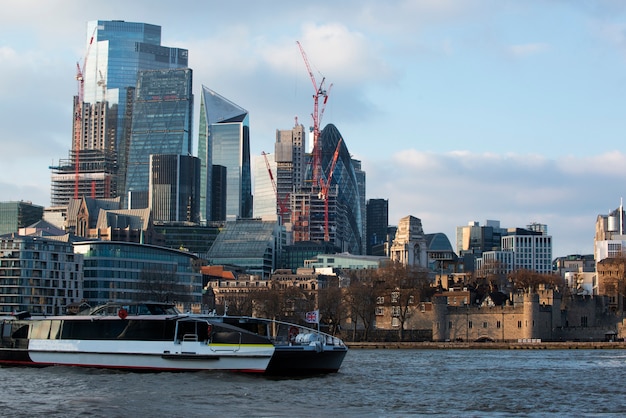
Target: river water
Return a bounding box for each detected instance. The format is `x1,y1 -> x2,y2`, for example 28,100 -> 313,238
1,349 -> 625,417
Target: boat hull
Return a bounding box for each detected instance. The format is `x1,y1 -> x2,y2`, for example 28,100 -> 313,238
265,345 -> 348,375
0,340 -> 274,372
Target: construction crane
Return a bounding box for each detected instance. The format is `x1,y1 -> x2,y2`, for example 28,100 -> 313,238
261,151 -> 290,223
73,26 -> 97,199
318,138 -> 342,242
296,41 -> 331,191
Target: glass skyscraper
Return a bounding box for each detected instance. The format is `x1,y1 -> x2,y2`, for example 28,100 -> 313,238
198,86 -> 252,221
51,20 -> 188,206
83,20 -> 188,148
124,68 -> 193,208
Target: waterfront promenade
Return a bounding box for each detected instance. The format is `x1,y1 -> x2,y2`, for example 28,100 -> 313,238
346,341 -> 626,350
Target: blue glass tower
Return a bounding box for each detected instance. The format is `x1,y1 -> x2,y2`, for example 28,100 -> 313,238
124,68 -> 193,208
51,21 -> 189,206
83,20 -> 188,146
198,86 -> 252,221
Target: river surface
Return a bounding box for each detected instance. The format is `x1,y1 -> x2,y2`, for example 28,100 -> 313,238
1,349 -> 625,417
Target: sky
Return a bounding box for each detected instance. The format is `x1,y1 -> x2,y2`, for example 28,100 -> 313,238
2,0 -> 626,258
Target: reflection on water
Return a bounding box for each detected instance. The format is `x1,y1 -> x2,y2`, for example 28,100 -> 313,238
2,349 -> 626,417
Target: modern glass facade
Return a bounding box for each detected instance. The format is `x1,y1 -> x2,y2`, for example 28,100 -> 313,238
366,199 -> 388,256
124,68 -> 193,208
206,219 -> 281,278
74,241 -> 202,307
252,153 -> 278,221
149,154 -> 200,223
317,124 -> 364,254
51,20 -> 189,207
198,86 -> 252,221
83,20 -> 188,148
0,202 -> 44,236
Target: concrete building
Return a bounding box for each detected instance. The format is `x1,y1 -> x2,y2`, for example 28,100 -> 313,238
274,122 -> 307,226
475,226 -> 553,275
389,215 -> 428,268
0,235 -> 83,314
305,253 -> 388,270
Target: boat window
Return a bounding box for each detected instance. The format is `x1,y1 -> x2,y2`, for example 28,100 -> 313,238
29,320 -> 51,339
60,319 -> 175,341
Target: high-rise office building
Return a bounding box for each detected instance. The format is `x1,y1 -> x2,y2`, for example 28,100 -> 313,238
124,68 -> 193,208
253,153 -> 278,221
366,199 -> 389,256
0,201 -> 44,235
149,154 -> 200,223
82,20 -> 188,148
274,122 -> 364,254
316,124 -> 364,254
275,123 -> 307,224
198,86 -> 252,221
51,20 -> 188,206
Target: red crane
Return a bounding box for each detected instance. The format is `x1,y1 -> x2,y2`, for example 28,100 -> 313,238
73,26 -> 97,199
296,41 -> 331,191
261,151 -> 290,223
318,138 -> 342,241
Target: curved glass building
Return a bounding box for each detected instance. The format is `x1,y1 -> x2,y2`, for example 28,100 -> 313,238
317,124 -> 364,254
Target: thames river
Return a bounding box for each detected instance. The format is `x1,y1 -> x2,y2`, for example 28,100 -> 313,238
1,349 -> 625,417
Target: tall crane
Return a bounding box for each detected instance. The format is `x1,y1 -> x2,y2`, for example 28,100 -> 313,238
296,41 -> 331,191
73,26 -> 97,199
318,138 -> 342,242
261,151 -> 290,223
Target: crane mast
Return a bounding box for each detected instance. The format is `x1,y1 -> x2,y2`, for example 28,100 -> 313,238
296,41 -> 331,191
73,27 -> 96,199
261,151 -> 289,223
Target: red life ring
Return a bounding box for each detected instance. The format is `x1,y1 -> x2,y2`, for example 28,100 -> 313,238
118,308 -> 128,319
288,326 -> 299,342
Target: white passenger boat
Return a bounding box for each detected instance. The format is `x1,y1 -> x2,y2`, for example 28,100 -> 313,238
0,303 -> 275,372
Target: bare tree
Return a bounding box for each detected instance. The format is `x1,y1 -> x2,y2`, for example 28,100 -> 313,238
345,270 -> 378,341
507,269 -> 562,292
135,269 -> 192,303
378,261 -> 430,340
318,276 -> 346,335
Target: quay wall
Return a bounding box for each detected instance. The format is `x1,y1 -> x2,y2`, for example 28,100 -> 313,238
346,341 -> 626,350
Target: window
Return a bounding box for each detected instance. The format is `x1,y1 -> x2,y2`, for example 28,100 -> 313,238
468,321 -> 473,329
375,307 -> 384,316
483,322 -> 488,328
391,306 -> 401,317
581,316 -> 588,327
391,292 -> 399,303
376,296 -> 384,304
517,321 -> 522,328
496,321 -> 501,329
392,317 -> 400,327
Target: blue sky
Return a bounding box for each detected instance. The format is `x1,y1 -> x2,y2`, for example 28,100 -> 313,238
2,0 -> 626,257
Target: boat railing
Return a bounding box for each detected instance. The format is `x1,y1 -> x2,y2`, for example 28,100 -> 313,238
182,334 -> 198,342
217,316 -> 346,348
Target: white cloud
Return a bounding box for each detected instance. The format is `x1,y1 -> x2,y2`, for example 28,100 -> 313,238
364,149 -> 621,257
